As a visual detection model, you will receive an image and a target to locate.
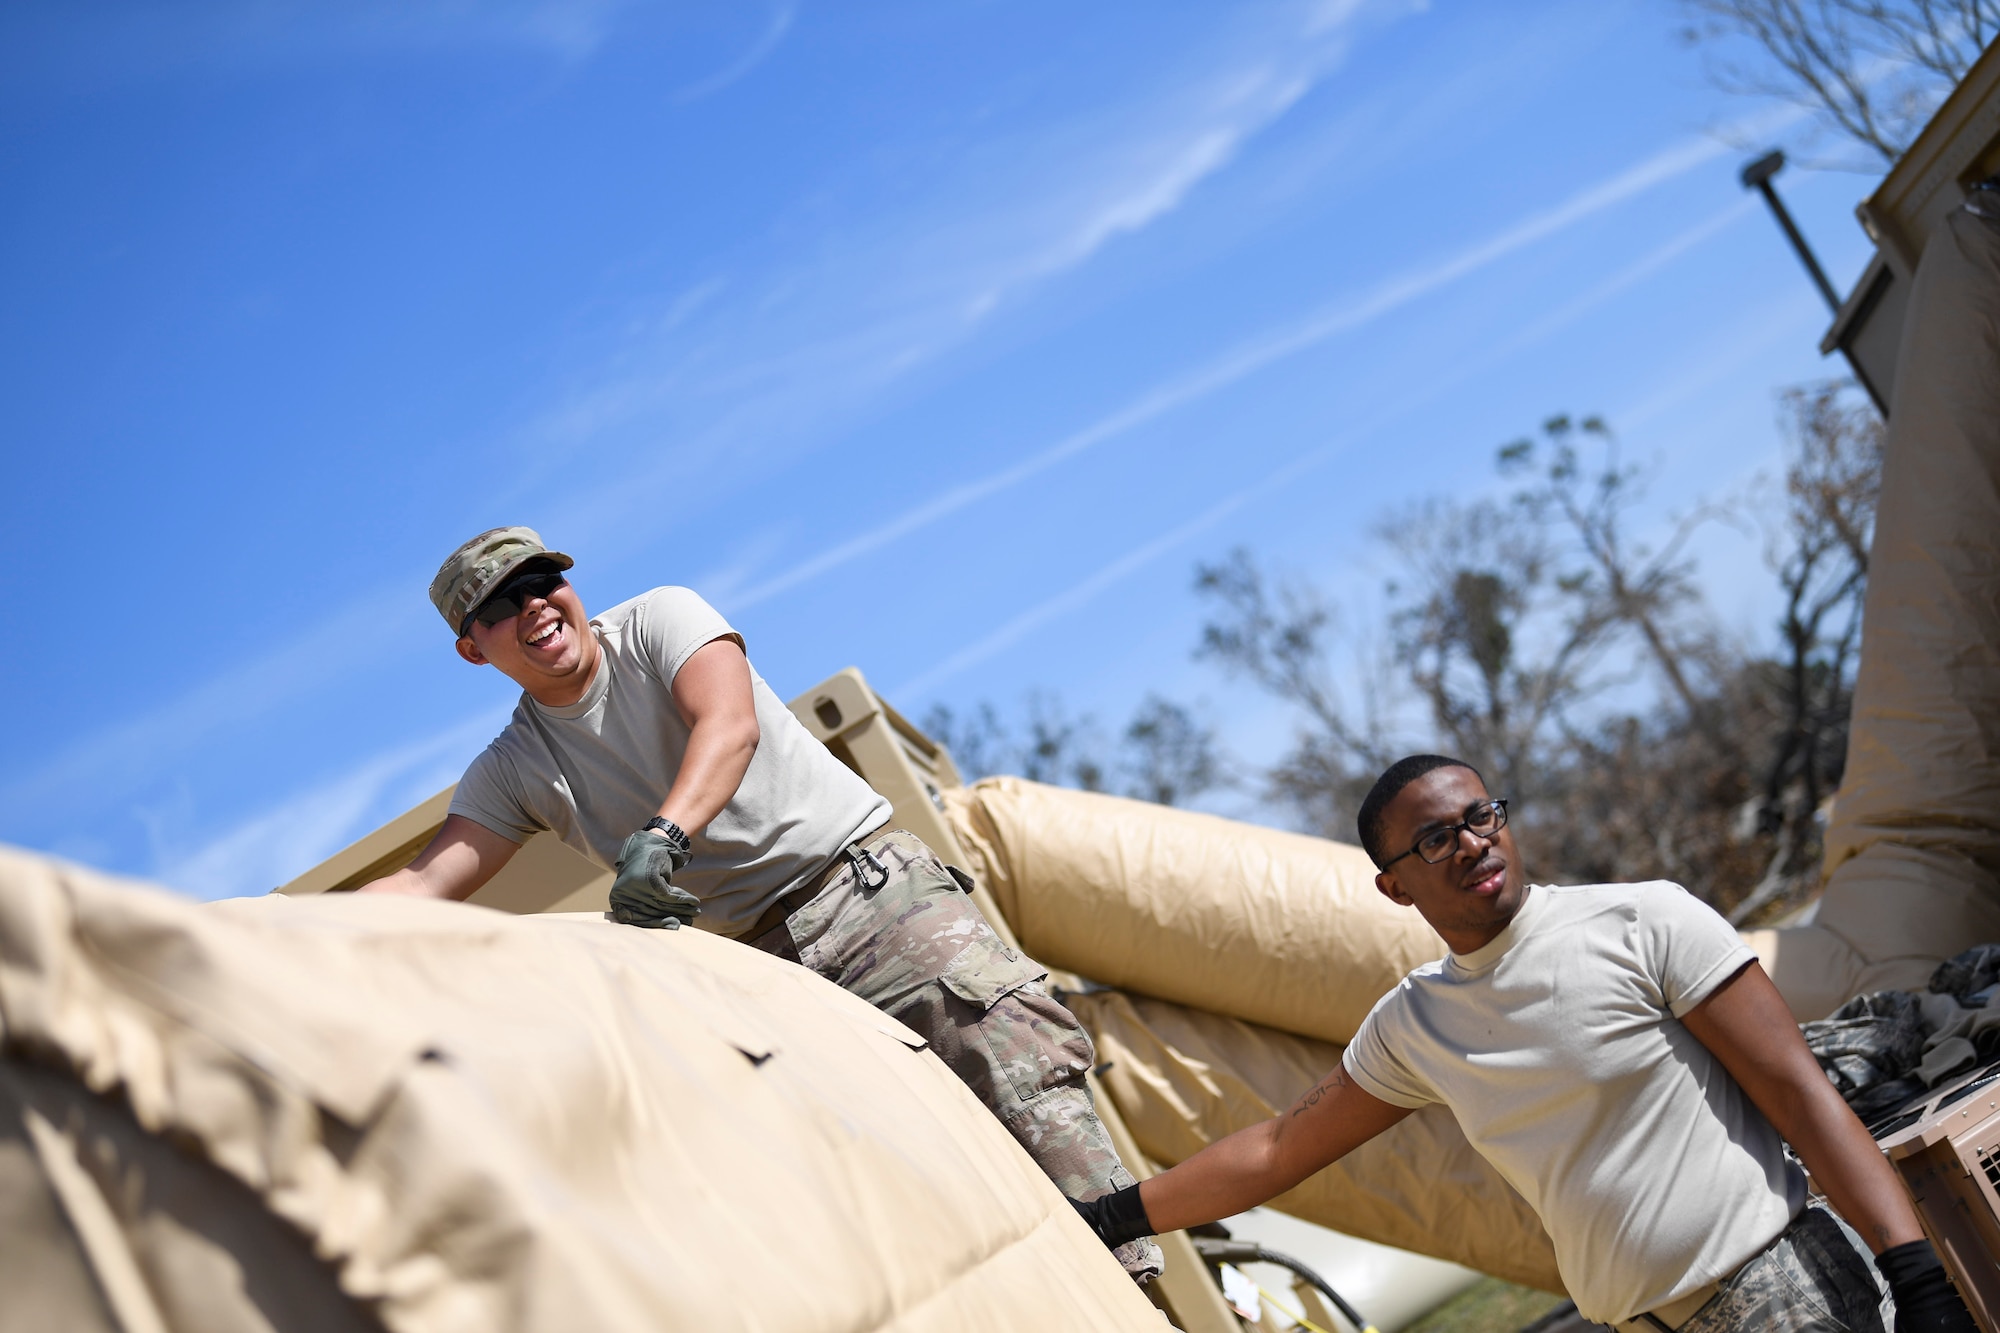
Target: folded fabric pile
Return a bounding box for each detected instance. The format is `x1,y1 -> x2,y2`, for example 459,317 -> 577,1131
1800,944 -> 2000,1119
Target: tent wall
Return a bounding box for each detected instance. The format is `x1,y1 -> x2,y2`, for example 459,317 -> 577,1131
945,778 -> 1446,1047
0,845 -> 1161,1333
1765,201 -> 2000,1019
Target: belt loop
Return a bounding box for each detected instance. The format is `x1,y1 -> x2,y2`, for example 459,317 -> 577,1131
845,842 -> 889,891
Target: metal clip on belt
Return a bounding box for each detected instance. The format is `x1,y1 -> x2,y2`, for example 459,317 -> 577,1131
844,841 -> 889,892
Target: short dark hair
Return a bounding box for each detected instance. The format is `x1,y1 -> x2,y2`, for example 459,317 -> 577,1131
1357,754 -> 1483,868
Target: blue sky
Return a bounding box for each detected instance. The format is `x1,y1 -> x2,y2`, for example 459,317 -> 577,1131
2,1 -> 1887,898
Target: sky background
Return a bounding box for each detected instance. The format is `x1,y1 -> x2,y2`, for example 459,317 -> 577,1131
2,0 -> 1892,899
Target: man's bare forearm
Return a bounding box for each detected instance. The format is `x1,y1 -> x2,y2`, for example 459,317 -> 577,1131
1138,1064 -> 1410,1234
353,815 -> 518,902
1682,962 -> 1923,1254
359,865 -> 447,897
658,639 -> 760,838
656,716 -> 757,835
1769,1073 -> 1923,1253
1139,1120 -> 1291,1233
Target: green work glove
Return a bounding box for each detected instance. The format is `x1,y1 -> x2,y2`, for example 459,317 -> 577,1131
611,829 -> 700,929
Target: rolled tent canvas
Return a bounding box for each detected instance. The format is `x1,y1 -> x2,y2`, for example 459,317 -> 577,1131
944,778 -> 1447,1046
0,844 -> 1161,1333
1068,989 -> 1563,1295
1758,201 -> 2000,1020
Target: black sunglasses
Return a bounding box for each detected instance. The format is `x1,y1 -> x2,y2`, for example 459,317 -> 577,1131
1380,798 -> 1510,868
462,565 -> 568,635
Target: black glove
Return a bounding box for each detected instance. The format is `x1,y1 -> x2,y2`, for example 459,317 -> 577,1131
1878,1238 -> 1978,1333
610,829 -> 700,929
1069,1184 -> 1155,1252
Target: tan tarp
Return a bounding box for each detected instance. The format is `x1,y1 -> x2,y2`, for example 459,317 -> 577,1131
1755,203 -> 2000,1020
945,778 -> 1446,1046
0,845 -> 1161,1333
1068,990 -> 1562,1295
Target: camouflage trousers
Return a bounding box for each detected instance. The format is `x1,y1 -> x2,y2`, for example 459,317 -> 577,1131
746,829 -> 1162,1281
1621,1208 -> 1889,1333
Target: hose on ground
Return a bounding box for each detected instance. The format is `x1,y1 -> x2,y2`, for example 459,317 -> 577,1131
1188,1236 -> 1379,1333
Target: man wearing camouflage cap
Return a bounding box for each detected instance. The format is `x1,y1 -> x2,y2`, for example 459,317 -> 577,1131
360,527 -> 1161,1281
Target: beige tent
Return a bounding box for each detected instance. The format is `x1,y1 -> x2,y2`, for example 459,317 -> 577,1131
1750,195 -> 2000,1020
945,778 -> 1446,1046
0,845 -> 1162,1333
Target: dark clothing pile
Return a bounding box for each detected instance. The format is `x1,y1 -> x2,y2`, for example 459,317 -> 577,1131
1797,944 -> 2000,1120
1800,990 -> 1932,1119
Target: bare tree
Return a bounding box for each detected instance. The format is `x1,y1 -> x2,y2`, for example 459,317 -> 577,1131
1501,415 -> 1729,738
1123,696 -> 1226,807
1680,0 -> 1999,166
1728,381 -> 1882,921
1194,404 -> 1881,915
1378,487 -> 1619,801
921,700 -> 1011,782
923,690 -> 1226,807
1194,551 -> 1396,837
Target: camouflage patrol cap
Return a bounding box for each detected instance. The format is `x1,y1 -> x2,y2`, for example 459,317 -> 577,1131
430,526 -> 575,637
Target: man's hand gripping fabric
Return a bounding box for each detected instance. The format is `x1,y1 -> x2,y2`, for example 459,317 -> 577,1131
611,826 -> 700,929
1070,1184 -> 1155,1252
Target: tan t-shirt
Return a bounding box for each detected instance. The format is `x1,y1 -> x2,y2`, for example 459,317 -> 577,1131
1342,882 -> 1803,1326
448,587 -> 891,937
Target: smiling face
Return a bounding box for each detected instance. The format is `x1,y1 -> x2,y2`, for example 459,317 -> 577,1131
455,578 -> 599,707
1373,765 -> 1527,955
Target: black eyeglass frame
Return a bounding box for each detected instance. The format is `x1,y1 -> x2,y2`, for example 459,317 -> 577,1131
1379,798 -> 1510,869
460,563 -> 570,637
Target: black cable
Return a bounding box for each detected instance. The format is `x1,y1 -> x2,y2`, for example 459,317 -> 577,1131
1189,1236 -> 1376,1332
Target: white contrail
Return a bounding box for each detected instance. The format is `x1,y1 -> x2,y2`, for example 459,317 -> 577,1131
889,445 -> 1335,700
728,127 -> 1751,614
888,196 -> 1764,702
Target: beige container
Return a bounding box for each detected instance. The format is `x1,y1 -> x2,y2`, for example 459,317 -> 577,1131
1070,989 -> 1562,1295
945,777 -> 1447,1046
1766,197 -> 2000,1020
0,844 -> 1161,1333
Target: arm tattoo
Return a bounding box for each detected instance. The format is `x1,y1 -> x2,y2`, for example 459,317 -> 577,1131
1293,1069 -> 1347,1117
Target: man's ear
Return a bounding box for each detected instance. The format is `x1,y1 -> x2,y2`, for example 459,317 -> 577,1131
455,635 -> 488,666
1375,869 -> 1414,907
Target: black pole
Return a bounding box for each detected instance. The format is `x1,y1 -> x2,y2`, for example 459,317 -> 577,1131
1741,150 -> 1841,314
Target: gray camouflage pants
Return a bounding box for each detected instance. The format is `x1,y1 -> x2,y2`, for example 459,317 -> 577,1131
746,829 -> 1163,1281
1625,1208 -> 1889,1333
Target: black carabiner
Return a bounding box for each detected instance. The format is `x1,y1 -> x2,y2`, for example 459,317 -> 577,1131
845,843 -> 889,891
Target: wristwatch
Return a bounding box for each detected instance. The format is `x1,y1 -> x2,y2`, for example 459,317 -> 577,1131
642,817 -> 693,856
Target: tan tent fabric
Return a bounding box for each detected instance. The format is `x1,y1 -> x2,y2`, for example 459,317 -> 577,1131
0,845 -> 1161,1333
1069,990 -> 1562,1295
1761,203 -> 2000,1020
945,778 -> 1446,1045
1,1058 -> 385,1333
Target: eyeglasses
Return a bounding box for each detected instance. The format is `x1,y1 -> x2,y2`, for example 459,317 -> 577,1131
1380,798 -> 1509,868
463,566 -> 568,635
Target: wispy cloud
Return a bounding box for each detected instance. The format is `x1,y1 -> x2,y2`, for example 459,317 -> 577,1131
0,592 -> 434,833
154,707 -> 507,900
674,2 -> 794,102
890,194 -> 1765,702
515,4 -> 1388,517
0,0 -> 646,83
726,122 -> 1775,617
3,4 -> 1384,885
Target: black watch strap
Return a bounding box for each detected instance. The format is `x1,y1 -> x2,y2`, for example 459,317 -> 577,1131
643,818 -> 692,855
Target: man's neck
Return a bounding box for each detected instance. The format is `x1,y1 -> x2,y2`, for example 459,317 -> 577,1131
1431,889 -> 1531,958
521,635 -> 602,709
